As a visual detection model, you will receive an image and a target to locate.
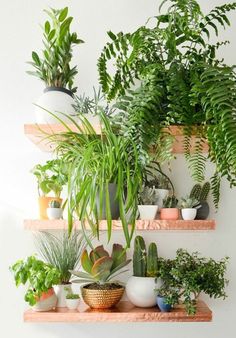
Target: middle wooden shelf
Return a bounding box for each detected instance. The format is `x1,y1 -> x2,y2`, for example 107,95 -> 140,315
24,219 -> 215,231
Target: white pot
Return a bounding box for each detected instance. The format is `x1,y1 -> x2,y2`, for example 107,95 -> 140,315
138,205 -> 158,220
54,284 -> 72,307
126,276 -> 161,308
181,208 -> 197,220
155,189 -> 169,208
34,87 -> 75,124
66,298 -> 80,310
47,208 -> 63,220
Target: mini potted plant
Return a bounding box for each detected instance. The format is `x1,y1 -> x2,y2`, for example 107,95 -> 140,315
126,236 -> 161,308
35,231 -> 86,307
10,255 -> 61,311
27,7 -> 84,123
160,195 -> 179,220
64,287 -> 80,310
70,244 -> 131,309
179,195 -> 200,220
47,199 -> 63,219
138,186 -> 158,220
190,182 -> 211,220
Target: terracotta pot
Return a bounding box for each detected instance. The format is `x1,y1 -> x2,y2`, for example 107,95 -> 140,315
38,196 -> 62,220
160,208 -> 179,220
33,288 -> 57,312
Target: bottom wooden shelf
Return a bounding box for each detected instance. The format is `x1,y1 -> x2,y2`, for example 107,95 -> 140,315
24,300 -> 212,323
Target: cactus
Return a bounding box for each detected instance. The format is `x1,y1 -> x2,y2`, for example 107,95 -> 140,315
133,236 -> 147,277
49,200 -> 61,208
190,184 -> 202,200
147,243 -> 158,277
162,195 -> 178,208
200,182 -> 210,201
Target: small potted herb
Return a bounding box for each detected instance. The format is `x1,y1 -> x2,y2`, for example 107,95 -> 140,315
160,196 -> 179,220
47,199 -> 63,219
64,287 -> 80,310
179,195 -> 200,220
138,186 -> 158,220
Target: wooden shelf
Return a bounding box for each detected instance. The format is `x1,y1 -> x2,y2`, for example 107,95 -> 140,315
24,124 -> 209,153
24,300 -> 212,322
24,219 -> 215,231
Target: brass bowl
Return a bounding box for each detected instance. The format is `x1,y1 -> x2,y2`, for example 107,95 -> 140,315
81,284 -> 124,309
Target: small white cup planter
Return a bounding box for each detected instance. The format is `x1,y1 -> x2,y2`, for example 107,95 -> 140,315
181,208 -> 197,220
138,205 -> 158,220
54,284 -> 72,307
126,276 -> 161,308
66,298 -> 80,310
47,208 -> 63,220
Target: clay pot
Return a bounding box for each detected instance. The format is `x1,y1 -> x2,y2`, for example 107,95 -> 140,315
160,208 -> 179,220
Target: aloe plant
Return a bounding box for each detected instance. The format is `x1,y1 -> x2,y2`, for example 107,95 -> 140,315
71,244 -> 131,285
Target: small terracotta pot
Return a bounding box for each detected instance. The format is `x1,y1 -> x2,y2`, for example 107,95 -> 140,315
160,208 -> 179,220
38,196 -> 62,220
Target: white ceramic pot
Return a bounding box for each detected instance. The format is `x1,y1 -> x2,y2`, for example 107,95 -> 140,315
47,208 -> 63,220
66,298 -> 80,310
32,288 -> 57,312
155,189 -> 169,208
34,87 -> 75,124
181,208 -> 197,220
126,276 -> 161,308
138,205 -> 158,220
54,284 -> 72,307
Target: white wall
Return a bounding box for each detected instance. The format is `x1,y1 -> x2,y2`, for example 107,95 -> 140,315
0,0 -> 236,337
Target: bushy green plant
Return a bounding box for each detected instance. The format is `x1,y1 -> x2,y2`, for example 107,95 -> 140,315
162,196 -> 178,208
71,244 -> 131,285
180,195 -> 200,208
156,249 -> 229,314
138,186 -> 157,205
27,7 -> 84,92
133,236 -> 158,278
10,255 -> 61,306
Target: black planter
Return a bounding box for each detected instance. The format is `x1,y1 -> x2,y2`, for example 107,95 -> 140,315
96,183 -> 120,220
196,201 -> 210,220
44,86 -> 73,97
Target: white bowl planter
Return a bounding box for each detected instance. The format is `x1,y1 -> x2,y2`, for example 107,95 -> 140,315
47,208 -> 63,220
138,205 -> 158,220
34,87 -> 75,124
66,298 -> 80,310
181,208 -> 197,220
126,276 -> 161,308
54,284 -> 72,307
155,189 -> 169,208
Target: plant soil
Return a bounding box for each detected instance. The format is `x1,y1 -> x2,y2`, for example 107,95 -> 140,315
84,283 -> 123,290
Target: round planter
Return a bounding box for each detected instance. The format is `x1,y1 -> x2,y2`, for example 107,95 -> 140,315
160,208 -> 179,220
155,189 -> 169,208
196,201 -> 210,220
47,207 -> 63,220
81,284 -> 124,309
66,298 -> 80,310
34,87 -> 74,124
54,284 -> 72,307
32,288 -> 57,312
38,197 -> 62,220
126,276 -> 161,308
181,208 -> 197,220
156,295 -> 172,312
138,205 -> 158,220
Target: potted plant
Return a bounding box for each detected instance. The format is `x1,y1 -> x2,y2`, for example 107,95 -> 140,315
27,7 -> 84,123
190,182 -> 211,220
137,186 -> 158,220
35,231 -> 86,307
47,199 -> 63,219
156,249 -> 229,314
31,159 -> 67,219
70,244 -> 131,309
64,287 -> 80,310
10,255 -> 61,311
179,195 -> 200,220
126,236 -> 160,308
160,196 -> 179,220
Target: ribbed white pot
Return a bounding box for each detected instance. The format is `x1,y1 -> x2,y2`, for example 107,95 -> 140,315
34,87 -> 74,124
54,284 -> 72,307
181,208 -> 197,220
126,276 -> 161,308
47,208 -> 63,220
66,298 -> 80,310
155,189 -> 169,208
138,205 -> 158,220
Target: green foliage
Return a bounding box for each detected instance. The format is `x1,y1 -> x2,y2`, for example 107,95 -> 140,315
10,255 -> 61,306
138,186 -> 158,205
35,231 -> 86,284
162,196 -> 178,208
190,181 -> 211,203
180,195 -> 200,208
31,159 -> 67,197
71,244 -> 131,285
190,184 -> 202,200
133,236 -> 158,277
156,249 -> 229,315
27,7 -> 84,92
144,161 -> 174,193
64,286 -> 80,299
48,199 -> 61,208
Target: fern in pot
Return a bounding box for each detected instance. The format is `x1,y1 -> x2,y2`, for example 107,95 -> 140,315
138,186 -> 158,220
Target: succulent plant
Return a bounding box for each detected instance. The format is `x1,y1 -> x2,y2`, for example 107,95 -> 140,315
48,200 -> 61,208
70,244 -> 131,285
162,196 -> 178,208
190,182 -> 211,202
138,186 -> 158,205
133,236 -> 158,277
180,195 -> 200,209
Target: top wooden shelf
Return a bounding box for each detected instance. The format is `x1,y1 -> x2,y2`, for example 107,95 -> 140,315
24,124 -> 209,153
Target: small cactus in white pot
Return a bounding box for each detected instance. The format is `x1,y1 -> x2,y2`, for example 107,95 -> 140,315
47,199 -> 63,220
180,195 -> 200,220
138,186 -> 158,220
